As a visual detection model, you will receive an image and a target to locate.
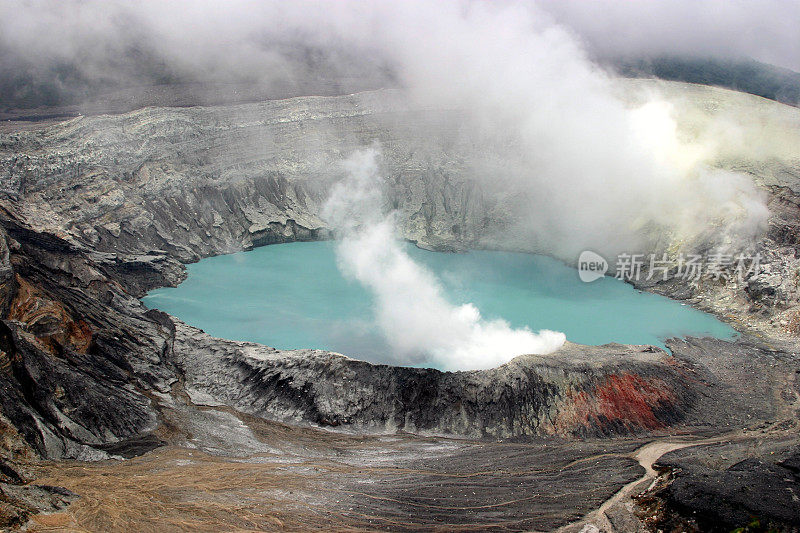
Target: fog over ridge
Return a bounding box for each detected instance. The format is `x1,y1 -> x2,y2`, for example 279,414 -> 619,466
540,0 -> 800,72
0,1 -> 774,259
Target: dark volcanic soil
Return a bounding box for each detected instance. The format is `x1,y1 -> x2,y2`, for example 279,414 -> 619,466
24,398 -> 649,532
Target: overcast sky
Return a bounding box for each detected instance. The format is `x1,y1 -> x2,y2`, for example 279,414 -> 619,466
540,0 -> 800,71
1,0 -> 798,83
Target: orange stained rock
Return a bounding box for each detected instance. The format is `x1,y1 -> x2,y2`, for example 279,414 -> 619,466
7,274 -> 93,354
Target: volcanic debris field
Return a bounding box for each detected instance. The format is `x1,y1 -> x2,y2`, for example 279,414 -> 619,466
0,78 -> 799,532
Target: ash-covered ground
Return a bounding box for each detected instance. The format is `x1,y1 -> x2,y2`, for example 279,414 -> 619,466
0,78 -> 799,531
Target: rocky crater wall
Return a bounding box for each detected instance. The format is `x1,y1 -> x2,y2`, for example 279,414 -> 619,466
0,82 -> 797,463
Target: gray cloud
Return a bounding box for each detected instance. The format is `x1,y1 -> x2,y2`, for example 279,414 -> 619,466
539,0 -> 800,71
2,0 -> 796,113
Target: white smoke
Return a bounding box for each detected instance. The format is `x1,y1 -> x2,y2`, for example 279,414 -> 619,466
365,1 -> 769,260
323,149 -> 565,371
0,1 -> 770,259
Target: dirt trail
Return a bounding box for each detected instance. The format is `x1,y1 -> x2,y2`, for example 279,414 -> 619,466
555,358 -> 800,533
554,433 -> 745,533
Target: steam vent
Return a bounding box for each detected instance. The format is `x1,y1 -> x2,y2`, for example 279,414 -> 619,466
1,2 -> 799,531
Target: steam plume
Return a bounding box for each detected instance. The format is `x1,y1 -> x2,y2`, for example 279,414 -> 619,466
367,1 -> 769,260
0,1 -> 771,259
323,149 -> 566,371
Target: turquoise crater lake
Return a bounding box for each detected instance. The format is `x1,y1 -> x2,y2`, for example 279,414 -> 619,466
142,241 -> 737,367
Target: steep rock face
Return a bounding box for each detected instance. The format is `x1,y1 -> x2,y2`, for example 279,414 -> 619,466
631,183 -> 800,342
171,326 -> 792,441
0,91 -> 493,270
0,212 -> 169,460
0,320 -> 154,459
175,322 -> 781,440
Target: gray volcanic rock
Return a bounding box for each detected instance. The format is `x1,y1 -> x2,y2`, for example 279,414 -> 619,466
631,184 -> 800,340
0,90 -> 490,268
0,320 -> 153,460
0,80 -> 798,528
0,480 -> 76,530
173,322 -> 790,440
0,217 -> 165,460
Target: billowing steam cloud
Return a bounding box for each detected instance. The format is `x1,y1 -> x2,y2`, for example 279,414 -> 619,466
323,149 -> 565,371
0,1 -> 771,260
366,1 -> 769,260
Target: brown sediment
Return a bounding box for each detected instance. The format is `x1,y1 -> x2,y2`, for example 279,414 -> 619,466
29,447 -> 325,532
6,275 -> 92,354
24,420 -> 646,533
